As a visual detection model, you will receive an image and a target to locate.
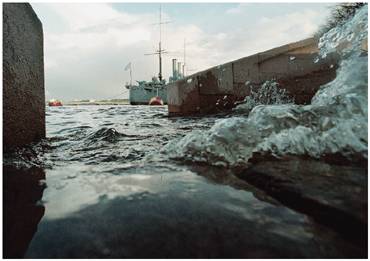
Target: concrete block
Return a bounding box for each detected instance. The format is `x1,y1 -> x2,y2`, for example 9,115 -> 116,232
168,76 -> 200,115
257,42 -> 291,64
288,38 -> 318,54
259,54 -> 290,75
198,63 -> 233,95
232,54 -> 259,84
197,70 -> 219,95
3,3 -> 45,151
167,37 -> 338,116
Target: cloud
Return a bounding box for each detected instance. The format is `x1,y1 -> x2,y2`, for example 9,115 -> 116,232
32,3 -> 330,101
33,3 -> 162,100
205,8 -> 328,65
226,7 -> 242,14
51,3 -> 136,32
226,3 -> 249,14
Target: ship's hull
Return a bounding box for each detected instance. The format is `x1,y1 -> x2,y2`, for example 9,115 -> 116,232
129,86 -> 167,105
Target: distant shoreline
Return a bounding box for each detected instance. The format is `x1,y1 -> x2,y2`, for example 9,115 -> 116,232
64,101 -> 130,106
51,99 -> 130,106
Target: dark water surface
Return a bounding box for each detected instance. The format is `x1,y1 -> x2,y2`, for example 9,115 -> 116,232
3,105 -> 361,258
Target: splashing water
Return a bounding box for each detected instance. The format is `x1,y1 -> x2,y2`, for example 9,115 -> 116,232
233,80 -> 294,115
164,6 -> 368,168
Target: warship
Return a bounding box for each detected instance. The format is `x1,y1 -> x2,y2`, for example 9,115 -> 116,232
125,6 -> 184,105
125,58 -> 184,105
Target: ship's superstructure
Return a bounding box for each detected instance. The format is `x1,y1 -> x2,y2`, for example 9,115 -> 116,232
127,78 -> 167,105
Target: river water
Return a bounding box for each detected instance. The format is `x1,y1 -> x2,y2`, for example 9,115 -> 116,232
4,5 -> 367,259
3,105 -> 364,258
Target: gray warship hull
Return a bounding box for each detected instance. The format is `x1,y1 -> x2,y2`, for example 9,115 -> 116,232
129,85 -> 167,105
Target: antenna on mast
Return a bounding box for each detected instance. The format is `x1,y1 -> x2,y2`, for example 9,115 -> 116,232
145,4 -> 171,82
183,38 -> 186,77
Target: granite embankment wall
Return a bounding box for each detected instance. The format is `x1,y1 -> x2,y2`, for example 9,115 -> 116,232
167,38 -> 338,116
3,3 -> 45,151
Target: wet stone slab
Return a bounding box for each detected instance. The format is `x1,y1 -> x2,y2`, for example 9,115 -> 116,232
236,157 -> 367,256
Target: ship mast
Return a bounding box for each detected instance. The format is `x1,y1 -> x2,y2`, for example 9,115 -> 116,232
183,38 -> 186,77
158,5 -> 163,81
145,5 -> 170,82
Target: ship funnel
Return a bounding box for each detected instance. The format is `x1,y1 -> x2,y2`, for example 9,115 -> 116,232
172,59 -> 177,78
177,62 -> 182,77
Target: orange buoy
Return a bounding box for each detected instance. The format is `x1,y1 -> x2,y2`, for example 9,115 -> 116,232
48,99 -> 63,106
149,96 -> 164,106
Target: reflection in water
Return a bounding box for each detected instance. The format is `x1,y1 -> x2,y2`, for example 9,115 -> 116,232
25,168 -> 360,258
3,165 -> 46,258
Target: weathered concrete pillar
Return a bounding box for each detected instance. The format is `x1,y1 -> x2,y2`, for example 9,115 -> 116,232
3,3 -> 45,151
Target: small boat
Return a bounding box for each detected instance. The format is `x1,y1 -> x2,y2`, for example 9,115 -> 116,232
48,99 -> 63,106
149,96 -> 164,106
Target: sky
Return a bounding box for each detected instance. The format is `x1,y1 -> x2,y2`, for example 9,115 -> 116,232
31,2 -> 334,101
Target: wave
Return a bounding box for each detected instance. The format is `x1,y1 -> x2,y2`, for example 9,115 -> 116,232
85,127 -> 126,143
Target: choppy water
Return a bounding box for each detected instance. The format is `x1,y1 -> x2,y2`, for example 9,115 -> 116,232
3,105 -> 364,258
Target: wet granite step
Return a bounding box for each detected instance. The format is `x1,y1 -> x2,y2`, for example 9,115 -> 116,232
236,157 -> 367,253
